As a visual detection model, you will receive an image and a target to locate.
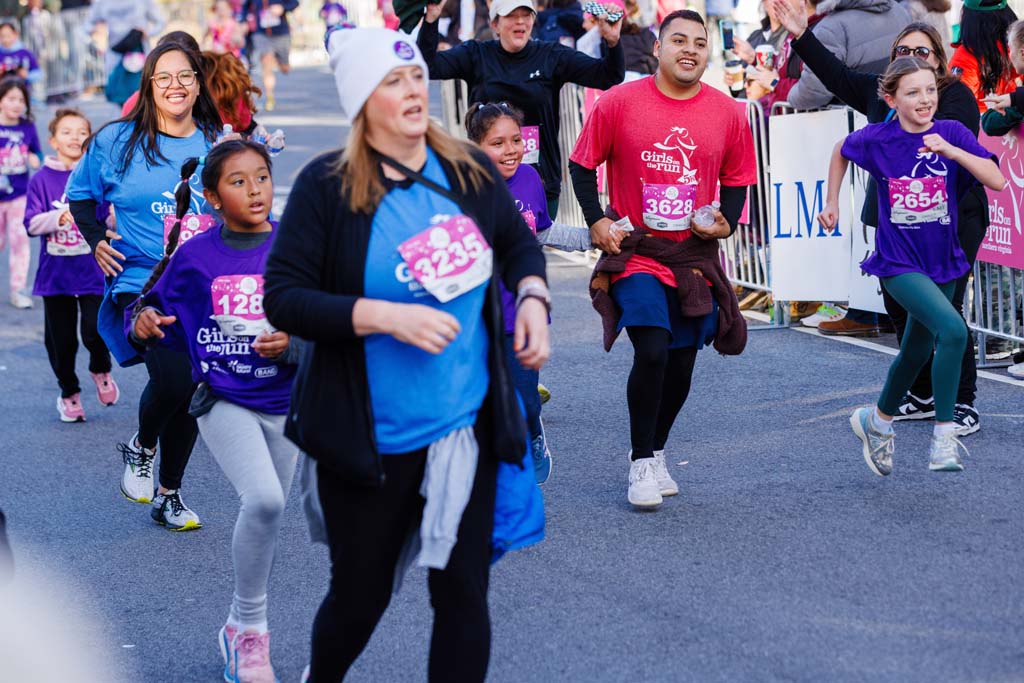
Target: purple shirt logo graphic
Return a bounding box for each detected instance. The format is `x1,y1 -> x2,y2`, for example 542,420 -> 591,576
394,41 -> 415,60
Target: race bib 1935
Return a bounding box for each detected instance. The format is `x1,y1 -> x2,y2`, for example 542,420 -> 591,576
888,176 -> 948,226
642,182 -> 697,231
46,221 -> 90,256
397,214 -> 492,304
210,274 -> 268,337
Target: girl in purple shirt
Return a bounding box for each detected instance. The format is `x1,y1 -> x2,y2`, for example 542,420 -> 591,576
25,108 -> 118,423
820,58 -> 1006,475
0,77 -> 41,309
130,140 -> 298,683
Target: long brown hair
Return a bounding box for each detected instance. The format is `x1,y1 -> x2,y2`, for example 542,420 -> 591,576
877,56 -> 936,101
889,22 -> 955,91
89,42 -> 221,177
337,118 -> 490,214
203,51 -> 261,130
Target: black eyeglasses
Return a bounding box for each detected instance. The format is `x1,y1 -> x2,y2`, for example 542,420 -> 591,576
151,70 -> 197,89
894,46 -> 933,59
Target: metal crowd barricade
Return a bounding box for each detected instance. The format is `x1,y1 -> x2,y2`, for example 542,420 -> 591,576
19,7 -> 105,99
721,98 -> 770,294
967,262 -> 1023,366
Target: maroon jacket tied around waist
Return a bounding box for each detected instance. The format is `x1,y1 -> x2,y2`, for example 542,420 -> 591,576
589,229 -> 747,355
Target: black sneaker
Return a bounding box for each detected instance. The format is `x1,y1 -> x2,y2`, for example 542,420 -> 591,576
953,404 -> 980,437
892,393 -> 935,421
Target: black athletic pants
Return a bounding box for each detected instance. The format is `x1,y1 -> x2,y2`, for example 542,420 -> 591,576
625,326 -> 699,460
309,439 -> 498,683
115,293 -> 197,490
42,294 -> 111,398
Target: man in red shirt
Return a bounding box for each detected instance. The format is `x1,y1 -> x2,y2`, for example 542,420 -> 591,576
569,9 -> 756,509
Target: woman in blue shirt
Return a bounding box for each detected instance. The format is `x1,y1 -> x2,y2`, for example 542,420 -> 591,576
68,40 -> 220,531
264,27 -> 549,683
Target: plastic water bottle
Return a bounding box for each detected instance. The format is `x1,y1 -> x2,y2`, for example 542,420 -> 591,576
692,201 -> 721,228
265,129 -> 286,157
215,123 -> 233,145
250,124 -> 269,147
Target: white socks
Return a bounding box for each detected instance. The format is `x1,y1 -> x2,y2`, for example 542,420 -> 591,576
871,408 -> 894,434
934,422 -> 956,437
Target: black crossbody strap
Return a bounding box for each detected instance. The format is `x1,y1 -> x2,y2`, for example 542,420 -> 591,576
377,153 -> 465,208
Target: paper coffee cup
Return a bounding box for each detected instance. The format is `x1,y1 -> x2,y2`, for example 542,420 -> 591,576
755,45 -> 777,70
725,59 -> 744,93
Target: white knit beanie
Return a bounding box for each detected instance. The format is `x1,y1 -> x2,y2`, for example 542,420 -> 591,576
327,26 -> 429,120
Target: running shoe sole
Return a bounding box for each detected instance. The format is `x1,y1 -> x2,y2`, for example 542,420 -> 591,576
628,493 -> 662,508
850,411 -> 887,477
119,483 -> 152,505
219,626 -> 235,683
929,460 -> 964,472
892,410 -> 936,421
153,516 -> 202,532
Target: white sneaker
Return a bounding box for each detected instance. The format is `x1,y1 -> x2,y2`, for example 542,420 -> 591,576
150,489 -> 202,531
652,450 -> 679,496
800,303 -> 846,329
627,457 -> 663,508
117,432 -> 156,504
9,291 -> 32,309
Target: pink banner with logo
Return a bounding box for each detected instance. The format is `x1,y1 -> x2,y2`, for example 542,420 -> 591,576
978,131 -> 1024,269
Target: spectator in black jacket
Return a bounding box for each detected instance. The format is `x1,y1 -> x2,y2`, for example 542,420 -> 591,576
775,0 -> 988,437
418,0 -> 625,217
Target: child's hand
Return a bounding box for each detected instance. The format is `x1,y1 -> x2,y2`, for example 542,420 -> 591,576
134,307 -> 176,340
252,330 -> 290,359
817,200 -> 839,232
424,0 -> 446,23
58,210 -> 73,226
920,133 -> 957,159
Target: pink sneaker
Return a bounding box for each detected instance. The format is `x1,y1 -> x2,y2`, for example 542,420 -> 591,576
219,624 -> 239,682
91,372 -> 120,406
233,630 -> 276,683
57,394 -> 85,423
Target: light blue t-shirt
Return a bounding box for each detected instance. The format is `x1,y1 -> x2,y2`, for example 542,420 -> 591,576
66,122 -> 212,295
364,148 -> 490,454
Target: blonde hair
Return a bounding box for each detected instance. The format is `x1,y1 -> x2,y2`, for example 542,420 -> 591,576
877,56 -> 936,100
1008,19 -> 1024,53
336,117 -> 491,214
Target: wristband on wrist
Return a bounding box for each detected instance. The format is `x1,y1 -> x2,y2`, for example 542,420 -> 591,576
515,283 -> 552,313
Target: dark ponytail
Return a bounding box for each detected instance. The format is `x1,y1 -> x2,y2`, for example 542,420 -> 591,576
132,156 -> 202,318
465,101 -> 525,143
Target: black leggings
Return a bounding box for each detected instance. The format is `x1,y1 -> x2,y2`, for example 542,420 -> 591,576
115,293 -> 197,490
625,326 -> 699,460
42,295 -> 111,398
881,186 -> 987,406
310,443 -> 498,683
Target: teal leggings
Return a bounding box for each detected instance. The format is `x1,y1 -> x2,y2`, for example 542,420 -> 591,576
878,273 -> 967,422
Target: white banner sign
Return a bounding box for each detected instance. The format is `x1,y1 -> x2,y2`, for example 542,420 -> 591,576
768,108 -> 853,301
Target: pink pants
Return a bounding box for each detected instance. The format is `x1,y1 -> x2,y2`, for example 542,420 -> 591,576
0,195 -> 29,293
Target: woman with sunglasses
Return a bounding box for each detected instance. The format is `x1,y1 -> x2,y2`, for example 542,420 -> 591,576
67,41 -> 221,530
772,2 -> 989,438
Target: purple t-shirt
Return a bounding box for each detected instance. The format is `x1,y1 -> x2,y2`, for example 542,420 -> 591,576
0,47 -> 39,78
26,163 -> 107,297
131,224 -> 297,415
501,164 -> 551,334
841,118 -> 990,283
0,120 -> 41,199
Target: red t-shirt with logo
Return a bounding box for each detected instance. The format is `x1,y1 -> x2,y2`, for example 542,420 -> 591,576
570,76 -> 757,287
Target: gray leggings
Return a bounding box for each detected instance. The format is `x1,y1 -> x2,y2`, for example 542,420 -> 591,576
197,401 -> 298,628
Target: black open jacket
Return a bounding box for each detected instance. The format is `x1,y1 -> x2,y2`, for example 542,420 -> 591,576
791,29 -> 982,227
263,147 -> 547,488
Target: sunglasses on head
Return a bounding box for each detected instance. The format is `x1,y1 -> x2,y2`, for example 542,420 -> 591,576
894,45 -> 933,58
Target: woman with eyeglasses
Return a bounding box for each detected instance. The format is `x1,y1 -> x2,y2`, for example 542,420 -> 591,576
67,41 -> 221,530
772,2 -> 990,438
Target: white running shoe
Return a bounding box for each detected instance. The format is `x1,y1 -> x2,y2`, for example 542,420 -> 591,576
800,303 -> 846,329
929,431 -> 967,472
150,489 -> 202,531
118,432 -> 155,503
651,450 -> 679,496
628,457 -> 663,508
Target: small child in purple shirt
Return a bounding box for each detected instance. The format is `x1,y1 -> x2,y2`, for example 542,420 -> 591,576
129,140 -> 297,683
466,101 -> 560,484
820,58 -> 1007,475
0,22 -> 41,88
0,77 -> 41,309
25,108 -> 118,423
